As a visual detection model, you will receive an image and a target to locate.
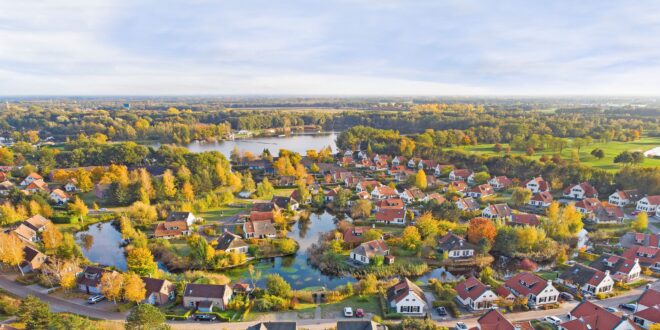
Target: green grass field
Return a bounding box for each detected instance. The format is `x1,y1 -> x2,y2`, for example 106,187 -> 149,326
448,136 -> 660,172
197,203 -> 250,222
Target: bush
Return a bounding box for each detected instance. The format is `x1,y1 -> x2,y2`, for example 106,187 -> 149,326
165,309 -> 193,320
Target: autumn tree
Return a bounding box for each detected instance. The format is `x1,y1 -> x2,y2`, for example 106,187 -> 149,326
256,177 -> 275,198
633,212 -> 648,232
161,169 -> 177,199
126,247 -> 158,277
415,169 -> 427,190
60,273 -> 77,292
41,225 -> 63,253
415,212 -> 439,240
101,272 -> 124,303
0,233 -> 25,274
401,226 -> 422,250
125,202 -> 158,227
543,202 -> 583,240
350,199 -> 372,219
123,273 -> 146,304
510,187 -> 532,207
467,217 -> 497,244
181,181 -> 195,202
68,197 -> 88,224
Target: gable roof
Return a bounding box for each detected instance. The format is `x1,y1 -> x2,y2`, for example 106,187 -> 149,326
166,211 -> 193,222
634,305 -> 660,323
336,321 -> 382,330
485,203 -> 512,217
352,240 -> 389,258
564,182 -> 598,197
141,277 -> 174,296
215,231 -> 248,251
154,220 -> 188,238
437,233 -> 476,252
504,272 -> 550,296
183,283 -> 230,299
455,276 -> 491,301
589,253 -> 638,280
562,301 -> 633,330
247,322 -> 298,330
531,191 -> 553,203
637,288 -> 660,308
477,309 -> 515,330
559,264 -> 609,287
375,208 -> 405,221
386,277 -> 426,304
509,213 -> 540,226
23,215 -> 50,231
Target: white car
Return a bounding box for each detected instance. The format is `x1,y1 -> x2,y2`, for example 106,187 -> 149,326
343,307 -> 353,317
455,322 -> 468,330
87,294 -> 105,304
543,316 -> 562,325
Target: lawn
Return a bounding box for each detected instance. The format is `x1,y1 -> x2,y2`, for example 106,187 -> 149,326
447,135 -> 660,172
320,295 -> 381,318
197,203 -> 250,222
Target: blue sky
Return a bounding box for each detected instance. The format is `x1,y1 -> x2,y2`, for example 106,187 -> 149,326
2,0 -> 660,95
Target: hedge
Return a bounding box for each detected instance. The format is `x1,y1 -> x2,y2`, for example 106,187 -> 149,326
165,309 -> 193,320
194,311 -> 231,322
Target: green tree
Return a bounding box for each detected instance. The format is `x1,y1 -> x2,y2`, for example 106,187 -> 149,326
266,274 -> 292,298
126,247 -> 158,276
18,295 -> 51,330
125,304 -> 170,330
256,177 -> 275,198
590,148 -> 605,159
473,171 -> 490,185
68,197 -> 88,224
510,187 -> 532,207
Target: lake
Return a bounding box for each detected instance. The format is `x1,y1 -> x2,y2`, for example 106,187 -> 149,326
150,132 -> 338,157
76,221 -> 127,271
225,210 -> 356,290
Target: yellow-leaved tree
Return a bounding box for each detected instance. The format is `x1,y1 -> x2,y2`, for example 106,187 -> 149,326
123,273 -> 146,304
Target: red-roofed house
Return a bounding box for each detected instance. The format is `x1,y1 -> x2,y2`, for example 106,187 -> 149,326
488,176 -> 513,190
558,264 -> 614,295
563,182 -> 598,200
508,213 -> 540,227
504,272 -> 559,307
466,184 -> 495,199
350,239 -> 390,265
523,177 -> 550,194
623,246 -> 660,270
529,191 -> 553,208
560,301 -> 637,330
482,203 -> 512,220
633,305 -> 660,329
589,253 -> 641,283
636,196 -> 660,215
454,277 -> 498,311
386,278 -> 427,315
609,189 -> 642,207
375,208 -> 406,225
371,185 -> 399,200
474,309 -> 515,330
449,169 -> 473,181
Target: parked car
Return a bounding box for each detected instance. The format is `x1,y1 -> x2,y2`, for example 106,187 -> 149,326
455,322 -> 468,330
355,308 -> 365,318
194,314 -> 217,321
436,306 -> 448,316
631,210 -> 640,216
619,303 -> 636,312
543,316 -> 562,325
87,294 -> 105,304
343,307 -> 353,317
560,292 -> 574,301
605,307 -> 619,313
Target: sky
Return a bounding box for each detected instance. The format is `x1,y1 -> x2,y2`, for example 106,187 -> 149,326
2,0 -> 660,96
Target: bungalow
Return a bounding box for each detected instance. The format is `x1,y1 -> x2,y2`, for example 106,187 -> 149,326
399,188 -> 425,204
522,177 -> 550,194
24,215 -> 50,232
13,224 -> 38,243
0,181 -> 14,196
623,246 -> 660,270
455,197 -> 480,212
482,203 -> 512,220
20,172 -> 43,186
575,198 -> 602,214
448,180 -> 468,194
78,266 -> 116,294
64,178 -> 78,192
560,301 -> 637,330
216,231 -> 249,254
563,182 -> 598,200
386,278 -> 427,315
374,198 -> 404,212
271,196 -> 299,211
154,221 -> 190,239
350,239 -> 390,265
449,169 -> 473,181
342,226 -> 374,246
375,208 -> 406,225
243,219 -> 277,239
388,165 -> 407,176
476,309 -> 520,330
182,283 -> 233,311
529,191 -> 553,208
423,193 -> 446,205
19,245 -> 47,274
24,179 -> 49,193
437,233 -> 476,259
504,272 -> 559,306
324,187 -> 340,202
508,213 -> 540,227
355,180 -> 381,192
166,211 -> 198,226
371,185 -> 399,200
636,196 -> 660,213
355,158 -> 373,169
558,264 -> 614,295
635,288 -> 660,312
589,253 -> 641,283
466,184 -> 495,199
619,232 -> 660,249
609,189 -> 642,207
247,322 -> 297,330
142,277 -> 176,305
488,176 -> 513,190
454,276 -> 498,311
418,159 -> 437,170
633,305 -> 660,329
590,204 -> 625,224
49,189 -> 69,205
370,159 -> 389,171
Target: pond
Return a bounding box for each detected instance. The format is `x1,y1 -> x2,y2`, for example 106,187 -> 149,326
76,221 -> 127,271
150,132 -> 338,157
224,210 -> 356,290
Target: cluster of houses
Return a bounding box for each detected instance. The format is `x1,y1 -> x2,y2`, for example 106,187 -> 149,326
0,170 -> 79,205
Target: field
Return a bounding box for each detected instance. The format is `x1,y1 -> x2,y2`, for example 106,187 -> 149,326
448,136 -> 660,172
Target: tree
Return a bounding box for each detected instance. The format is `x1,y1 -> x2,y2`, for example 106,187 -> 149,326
510,187 -> 532,207
127,247 -> 158,276
181,181 -> 194,202
614,151 -> 633,164
543,202 -> 584,240
256,177 -> 275,198
18,295 -> 51,330
0,147 -> 14,165
74,169 -> 93,192
125,304 -> 170,330
101,272 -> 124,303
68,197 -> 88,224
266,274 -> 292,298
415,212 -> 438,240
42,224 -> 63,253
125,202 -> 158,227
467,217 -> 497,244
60,272 -> 77,292
633,212 -> 648,232
123,273 -> 146,304
363,229 -> 383,241
161,169 -> 177,199
415,169 -> 427,190
590,148 -> 605,159
350,200 -> 372,219
0,232 -> 25,275
401,226 -> 422,250
50,313 -> 98,330
473,171 -> 490,185
241,171 -> 256,193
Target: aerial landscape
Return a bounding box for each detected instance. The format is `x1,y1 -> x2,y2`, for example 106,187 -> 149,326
1,1 -> 660,330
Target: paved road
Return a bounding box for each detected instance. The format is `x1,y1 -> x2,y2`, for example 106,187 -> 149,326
1,273 -> 657,330
0,275 -> 127,322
